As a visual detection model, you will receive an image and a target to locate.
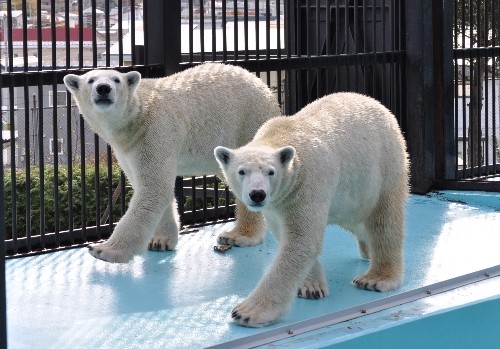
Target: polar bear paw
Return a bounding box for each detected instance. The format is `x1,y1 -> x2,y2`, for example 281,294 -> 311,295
217,228 -> 264,247
231,298 -> 283,328
87,242 -> 135,263
352,273 -> 402,292
298,279 -> 329,299
148,231 -> 178,252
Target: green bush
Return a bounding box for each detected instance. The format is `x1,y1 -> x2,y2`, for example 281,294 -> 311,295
3,165 -> 133,239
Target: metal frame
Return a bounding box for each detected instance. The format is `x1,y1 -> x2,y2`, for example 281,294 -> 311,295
207,264 -> 500,349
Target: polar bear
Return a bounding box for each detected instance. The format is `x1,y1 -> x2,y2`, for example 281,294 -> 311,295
214,92 -> 409,327
64,63 -> 280,263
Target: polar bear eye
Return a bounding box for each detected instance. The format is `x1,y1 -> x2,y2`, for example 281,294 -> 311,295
113,77 -> 120,83
238,170 -> 246,176
268,170 -> 275,176
88,78 -> 94,84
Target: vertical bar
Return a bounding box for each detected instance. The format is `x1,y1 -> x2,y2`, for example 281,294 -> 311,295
345,0 -> 350,91
131,0 -> 137,64
175,177 -> 184,226
94,134 -> 101,238
105,0 -> 111,67
484,0 -> 490,174
65,0 -> 71,69
461,0 -> 467,175
107,145 -> 113,231
92,0 -> 97,66
118,0 -> 123,67
244,0 -> 249,60
0,77 -> 7,349
51,0 -> 56,68
37,85 -> 45,249
211,0 -> 216,61
24,84 -> 32,251
222,0 -> 227,61
492,0 -> 498,170
78,0 -> 84,68
66,93 -> 74,244
256,0 -> 261,75
52,80 -> 60,246
276,0 -> 282,106
234,0 -> 239,60
191,176 -> 196,224
189,0 -> 194,63
325,0 -> 331,91
265,0 -> 271,86
202,176 -> 208,224
120,171 -> 126,215
200,0 -> 205,61
80,116 -> 87,240
214,176 -> 219,221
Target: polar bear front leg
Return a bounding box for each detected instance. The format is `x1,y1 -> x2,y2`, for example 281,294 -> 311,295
148,199 -> 180,251
88,185 -> 169,263
232,222 -> 324,327
298,260 -> 329,299
217,200 -> 266,247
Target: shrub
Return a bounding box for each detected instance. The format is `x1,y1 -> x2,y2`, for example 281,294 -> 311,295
3,165 -> 133,239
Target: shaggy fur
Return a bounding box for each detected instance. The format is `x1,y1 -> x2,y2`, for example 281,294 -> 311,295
64,63 -> 280,263
215,92 -> 409,327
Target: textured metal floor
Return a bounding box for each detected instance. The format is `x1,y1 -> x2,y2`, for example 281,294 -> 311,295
6,191 -> 500,349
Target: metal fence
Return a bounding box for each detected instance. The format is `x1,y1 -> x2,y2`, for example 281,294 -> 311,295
453,0 -> 500,179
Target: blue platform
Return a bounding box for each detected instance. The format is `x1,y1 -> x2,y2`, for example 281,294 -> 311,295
6,191 -> 500,348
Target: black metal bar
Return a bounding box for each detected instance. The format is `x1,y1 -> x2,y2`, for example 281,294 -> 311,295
222,0 -> 227,61
118,0 -> 123,67
80,115 -> 87,240
106,0 -> 111,67
200,0 -> 205,61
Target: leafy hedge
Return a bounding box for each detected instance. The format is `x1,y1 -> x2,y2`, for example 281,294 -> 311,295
3,165 -> 133,239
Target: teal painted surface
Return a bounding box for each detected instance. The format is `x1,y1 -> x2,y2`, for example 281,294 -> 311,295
329,298 -> 500,349
6,191 -> 500,348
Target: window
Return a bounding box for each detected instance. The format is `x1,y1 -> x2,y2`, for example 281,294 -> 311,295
48,91 -> 68,107
49,138 -> 63,156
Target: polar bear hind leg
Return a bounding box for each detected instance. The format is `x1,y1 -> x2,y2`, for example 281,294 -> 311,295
217,200 -> 266,247
148,199 -> 180,251
352,190 -> 406,292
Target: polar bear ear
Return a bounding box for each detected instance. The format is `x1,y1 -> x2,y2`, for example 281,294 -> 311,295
63,74 -> 80,93
125,71 -> 141,91
278,146 -> 295,166
214,146 -> 233,166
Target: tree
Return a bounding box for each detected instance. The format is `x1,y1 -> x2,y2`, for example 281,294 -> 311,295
455,0 -> 500,169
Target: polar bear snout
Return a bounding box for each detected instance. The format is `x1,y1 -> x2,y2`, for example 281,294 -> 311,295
96,83 -> 112,96
249,189 -> 266,203
93,83 -> 115,106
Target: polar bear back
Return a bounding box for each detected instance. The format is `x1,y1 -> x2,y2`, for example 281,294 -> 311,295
135,63 -> 281,175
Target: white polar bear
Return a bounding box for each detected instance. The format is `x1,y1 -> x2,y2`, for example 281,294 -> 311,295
64,63 -> 280,263
215,92 -> 409,327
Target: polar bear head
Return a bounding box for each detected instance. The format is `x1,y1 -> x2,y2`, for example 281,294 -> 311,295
214,145 -> 295,211
63,69 -> 141,116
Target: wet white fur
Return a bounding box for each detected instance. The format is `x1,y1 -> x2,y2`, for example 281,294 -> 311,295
215,92 -> 409,327
64,63 -> 280,263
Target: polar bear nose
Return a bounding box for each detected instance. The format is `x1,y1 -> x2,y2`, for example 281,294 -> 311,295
96,83 -> 111,96
249,190 -> 266,203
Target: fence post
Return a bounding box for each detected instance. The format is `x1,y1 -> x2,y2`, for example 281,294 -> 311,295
405,0 -> 438,193
144,0 -> 181,76
0,75 -> 8,349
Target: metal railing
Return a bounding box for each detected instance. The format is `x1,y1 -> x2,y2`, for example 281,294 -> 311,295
453,0 -> 500,179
